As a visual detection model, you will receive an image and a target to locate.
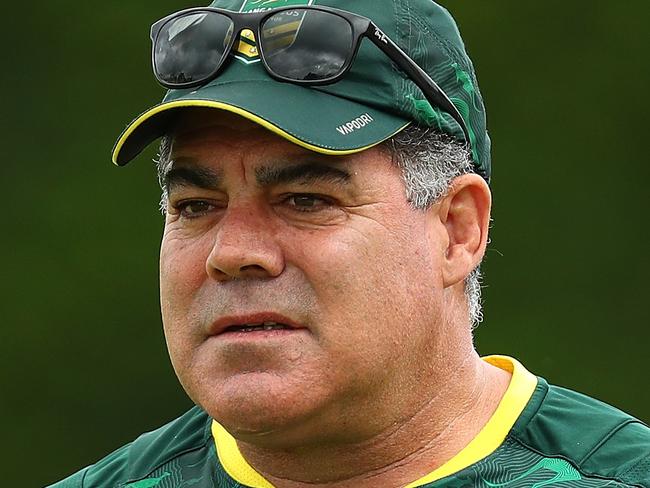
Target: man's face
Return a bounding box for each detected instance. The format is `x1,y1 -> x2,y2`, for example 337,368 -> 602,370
159,110 -> 452,446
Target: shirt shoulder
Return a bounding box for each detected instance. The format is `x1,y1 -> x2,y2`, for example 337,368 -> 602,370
511,378 -> 650,487
47,406 -> 214,488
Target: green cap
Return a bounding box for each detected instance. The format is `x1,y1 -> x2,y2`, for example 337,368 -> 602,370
112,0 -> 491,180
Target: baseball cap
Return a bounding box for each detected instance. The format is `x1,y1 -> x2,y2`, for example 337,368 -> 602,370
112,0 -> 491,180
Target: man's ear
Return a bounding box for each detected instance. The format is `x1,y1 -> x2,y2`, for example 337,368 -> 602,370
437,174 -> 491,288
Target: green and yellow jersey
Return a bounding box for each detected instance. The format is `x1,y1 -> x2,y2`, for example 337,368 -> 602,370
50,357 -> 650,488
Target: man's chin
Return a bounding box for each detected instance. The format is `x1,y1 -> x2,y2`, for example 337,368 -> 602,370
197,372 -> 327,440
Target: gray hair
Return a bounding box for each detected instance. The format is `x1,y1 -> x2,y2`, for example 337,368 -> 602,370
155,125 -> 484,328
383,126 -> 483,328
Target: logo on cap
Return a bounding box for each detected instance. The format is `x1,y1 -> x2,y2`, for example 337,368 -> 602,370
335,114 -> 375,136
235,0 -> 314,64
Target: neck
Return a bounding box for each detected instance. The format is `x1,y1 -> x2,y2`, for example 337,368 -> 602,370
237,352 -> 511,488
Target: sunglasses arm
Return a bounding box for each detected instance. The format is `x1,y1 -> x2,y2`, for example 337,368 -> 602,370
365,22 -> 471,145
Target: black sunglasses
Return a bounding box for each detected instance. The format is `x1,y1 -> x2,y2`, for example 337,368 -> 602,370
150,5 -> 470,145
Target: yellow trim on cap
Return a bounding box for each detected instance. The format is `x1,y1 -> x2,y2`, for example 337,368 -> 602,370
112,100 -> 389,165
211,356 -> 537,488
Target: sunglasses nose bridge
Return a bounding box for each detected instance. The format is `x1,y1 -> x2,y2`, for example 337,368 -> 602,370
223,19 -> 260,59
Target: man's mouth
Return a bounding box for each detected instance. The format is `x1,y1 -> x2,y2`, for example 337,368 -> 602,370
210,313 -> 305,336
224,322 -> 293,333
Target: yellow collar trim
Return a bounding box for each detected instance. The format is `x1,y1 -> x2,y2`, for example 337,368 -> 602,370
211,355 -> 538,488
403,355 -> 537,487
212,421 -> 275,488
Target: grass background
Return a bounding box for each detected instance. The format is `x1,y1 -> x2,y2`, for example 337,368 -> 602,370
1,2 -> 648,485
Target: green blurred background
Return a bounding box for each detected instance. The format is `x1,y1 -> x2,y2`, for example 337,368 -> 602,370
2,1 -> 648,486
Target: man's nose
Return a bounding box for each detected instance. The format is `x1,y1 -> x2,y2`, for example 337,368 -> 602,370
205,205 -> 285,281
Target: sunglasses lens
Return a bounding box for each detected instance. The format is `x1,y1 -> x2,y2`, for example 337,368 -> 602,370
260,9 -> 353,82
154,11 -> 234,86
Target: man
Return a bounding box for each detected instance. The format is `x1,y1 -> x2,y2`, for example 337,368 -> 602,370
51,0 -> 649,487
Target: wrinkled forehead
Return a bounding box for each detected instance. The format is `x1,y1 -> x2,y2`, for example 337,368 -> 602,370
170,109 -> 273,144
158,109 -> 308,177
155,112 -> 408,208
158,108 -> 384,183
164,107 -> 391,168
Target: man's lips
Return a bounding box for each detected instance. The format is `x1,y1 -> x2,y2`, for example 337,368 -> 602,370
209,313 -> 306,336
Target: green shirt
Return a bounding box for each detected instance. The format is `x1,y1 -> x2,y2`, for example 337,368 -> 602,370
49,357 -> 650,487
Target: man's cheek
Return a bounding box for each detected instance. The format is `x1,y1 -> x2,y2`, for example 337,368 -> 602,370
160,243 -> 208,295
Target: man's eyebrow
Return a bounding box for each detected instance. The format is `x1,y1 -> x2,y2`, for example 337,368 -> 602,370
255,162 -> 351,187
163,164 -> 222,193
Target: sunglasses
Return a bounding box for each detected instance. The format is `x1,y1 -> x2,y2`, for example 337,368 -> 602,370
150,5 -> 470,144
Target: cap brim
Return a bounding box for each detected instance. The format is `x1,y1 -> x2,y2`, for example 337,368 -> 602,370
112,80 -> 410,166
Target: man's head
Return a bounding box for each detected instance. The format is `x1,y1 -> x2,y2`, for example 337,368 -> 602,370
112,0 -> 491,178
157,109 -> 490,446
112,0 -> 492,448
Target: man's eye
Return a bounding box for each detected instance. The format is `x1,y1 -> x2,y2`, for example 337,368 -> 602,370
177,200 -> 214,218
286,194 -> 329,211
